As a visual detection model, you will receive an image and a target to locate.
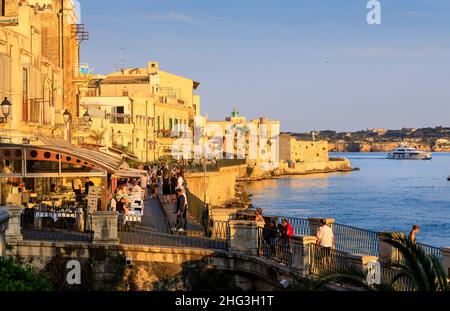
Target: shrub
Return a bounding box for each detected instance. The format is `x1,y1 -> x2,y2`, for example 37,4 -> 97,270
0,257 -> 53,291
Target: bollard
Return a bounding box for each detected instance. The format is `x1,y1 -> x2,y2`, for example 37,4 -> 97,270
92,211 -> 119,244
291,235 -> 317,275
377,232 -> 404,265
0,208 -> 9,257
442,247 -> 450,278
228,220 -> 258,256
5,205 -> 23,242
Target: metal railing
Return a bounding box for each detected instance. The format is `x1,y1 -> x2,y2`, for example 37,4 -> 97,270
332,223 -> 379,256
307,243 -> 349,277
257,226 -> 295,266
119,223 -> 229,251
417,242 -> 443,263
20,207 -> 93,243
276,216 -> 311,236
380,265 -> 416,291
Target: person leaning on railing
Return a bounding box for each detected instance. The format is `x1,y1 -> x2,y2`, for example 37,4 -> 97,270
316,219 -> 335,268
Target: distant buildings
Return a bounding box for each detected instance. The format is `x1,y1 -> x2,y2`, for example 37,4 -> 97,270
201,109 -> 280,171
80,61 -> 200,162
279,134 -> 329,167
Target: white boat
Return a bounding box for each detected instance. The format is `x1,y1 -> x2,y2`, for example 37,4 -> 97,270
387,146 -> 432,160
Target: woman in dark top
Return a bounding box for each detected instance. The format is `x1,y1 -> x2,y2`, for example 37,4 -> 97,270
162,174 -> 171,203
170,173 -> 178,201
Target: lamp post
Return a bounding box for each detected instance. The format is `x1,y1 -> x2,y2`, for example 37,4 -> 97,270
0,97 -> 12,123
63,109 -> 71,142
82,110 -> 90,123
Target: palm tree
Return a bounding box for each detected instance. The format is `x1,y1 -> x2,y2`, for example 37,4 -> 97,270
320,233 -> 448,291
384,233 -> 448,291
90,129 -> 106,145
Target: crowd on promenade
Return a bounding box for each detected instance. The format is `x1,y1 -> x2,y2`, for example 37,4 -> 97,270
110,162 -> 189,231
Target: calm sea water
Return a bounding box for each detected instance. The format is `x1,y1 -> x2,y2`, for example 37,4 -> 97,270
244,153 -> 450,247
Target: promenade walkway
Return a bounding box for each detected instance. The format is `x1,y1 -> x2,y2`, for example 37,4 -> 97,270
156,188 -> 204,233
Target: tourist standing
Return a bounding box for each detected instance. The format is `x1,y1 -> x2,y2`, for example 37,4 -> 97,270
316,219 -> 335,267
84,177 -> 94,195
162,173 -> 171,203
170,173 -> 178,203
175,188 -> 188,232
255,208 -> 265,224
408,224 -> 420,244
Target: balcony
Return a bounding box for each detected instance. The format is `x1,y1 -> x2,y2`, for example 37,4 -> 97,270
107,113 -> 132,124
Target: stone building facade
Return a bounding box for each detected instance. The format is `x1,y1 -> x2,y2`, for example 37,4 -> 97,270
80,61 -> 201,162
280,134 -> 329,166
0,0 -> 80,142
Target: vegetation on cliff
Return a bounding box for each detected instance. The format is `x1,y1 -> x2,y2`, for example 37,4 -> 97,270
286,126 -> 450,152
0,257 -> 53,291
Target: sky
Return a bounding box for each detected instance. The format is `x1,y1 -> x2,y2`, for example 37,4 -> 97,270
78,0 -> 450,132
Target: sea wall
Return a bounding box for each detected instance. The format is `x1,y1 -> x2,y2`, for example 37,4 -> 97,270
279,158 -> 352,175
280,136 -> 329,163
185,166 -> 244,207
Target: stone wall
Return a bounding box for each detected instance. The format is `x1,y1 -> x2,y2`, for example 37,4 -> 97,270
185,166 -> 241,207
6,241 -> 281,291
0,208 -> 8,257
280,158 -> 352,175
280,136 -> 329,165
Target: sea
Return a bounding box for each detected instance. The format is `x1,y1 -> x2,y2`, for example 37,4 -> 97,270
244,152 -> 450,247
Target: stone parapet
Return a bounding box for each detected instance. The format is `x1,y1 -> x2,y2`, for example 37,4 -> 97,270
441,247 -> 450,278
377,232 -> 404,264
0,208 -> 9,257
291,235 -> 317,275
346,253 -> 378,269
229,220 -> 258,256
92,211 -> 119,245
4,205 -> 23,242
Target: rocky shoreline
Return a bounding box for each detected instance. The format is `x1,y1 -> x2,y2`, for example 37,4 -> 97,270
328,142 -> 450,153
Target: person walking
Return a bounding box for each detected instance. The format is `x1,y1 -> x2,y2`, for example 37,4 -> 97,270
408,224 -> 420,244
175,188 -> 188,232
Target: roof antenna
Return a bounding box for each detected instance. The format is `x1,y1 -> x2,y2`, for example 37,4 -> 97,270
113,48 -> 126,73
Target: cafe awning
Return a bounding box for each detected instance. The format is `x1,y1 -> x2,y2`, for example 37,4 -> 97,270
112,168 -> 147,179
0,142 -> 128,178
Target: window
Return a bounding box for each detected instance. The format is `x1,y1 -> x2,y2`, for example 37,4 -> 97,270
122,90 -> 129,97
22,68 -> 28,121
169,118 -> 173,130
157,116 -> 161,131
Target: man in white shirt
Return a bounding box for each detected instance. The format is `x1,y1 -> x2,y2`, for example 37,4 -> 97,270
316,219 -> 335,267
316,219 -> 335,248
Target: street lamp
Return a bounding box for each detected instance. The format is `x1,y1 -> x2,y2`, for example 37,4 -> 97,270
1,97 -> 12,123
63,109 -> 71,124
82,110 -> 90,123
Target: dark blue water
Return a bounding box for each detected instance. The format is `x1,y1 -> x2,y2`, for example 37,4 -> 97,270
244,153 -> 450,247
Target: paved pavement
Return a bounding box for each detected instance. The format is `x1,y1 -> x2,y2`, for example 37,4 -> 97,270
157,189 -> 204,232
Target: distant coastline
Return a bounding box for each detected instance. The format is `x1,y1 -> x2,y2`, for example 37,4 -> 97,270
284,126 -> 450,153
327,141 -> 450,153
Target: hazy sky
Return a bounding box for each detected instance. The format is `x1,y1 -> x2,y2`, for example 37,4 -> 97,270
78,0 -> 450,132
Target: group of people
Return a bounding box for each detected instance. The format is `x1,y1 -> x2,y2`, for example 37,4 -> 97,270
141,163 -> 189,231
71,177 -> 95,202
110,178 -> 146,214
